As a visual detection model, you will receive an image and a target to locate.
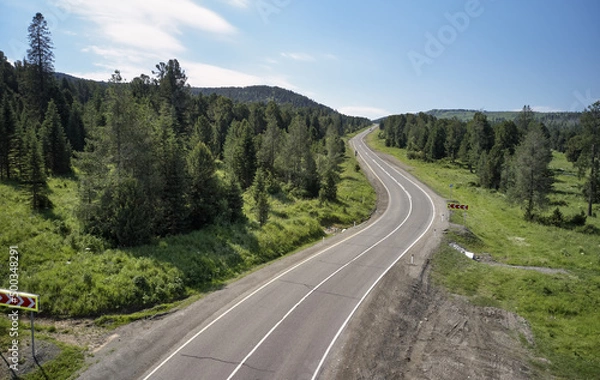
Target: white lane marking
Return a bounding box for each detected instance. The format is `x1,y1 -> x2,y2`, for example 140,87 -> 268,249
311,130 -> 437,380
142,131 -> 396,380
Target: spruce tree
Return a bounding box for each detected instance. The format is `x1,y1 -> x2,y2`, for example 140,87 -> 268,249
186,141 -> 219,228
26,12 -> 55,119
0,95 -> 16,179
23,127 -> 49,209
223,120 -> 257,189
252,168 -> 270,225
41,99 -> 71,174
509,126 -> 554,220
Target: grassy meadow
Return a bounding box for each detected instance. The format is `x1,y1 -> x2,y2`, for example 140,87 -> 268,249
368,132 -> 600,379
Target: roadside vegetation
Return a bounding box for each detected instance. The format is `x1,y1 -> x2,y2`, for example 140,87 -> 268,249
0,12 -> 376,379
368,131 -> 600,379
0,139 -> 375,378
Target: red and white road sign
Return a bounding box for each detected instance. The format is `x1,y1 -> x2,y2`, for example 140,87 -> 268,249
0,289 -> 39,312
447,203 -> 469,210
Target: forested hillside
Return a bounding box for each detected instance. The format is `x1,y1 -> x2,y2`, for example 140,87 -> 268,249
192,85 -> 338,112
426,108 -> 582,127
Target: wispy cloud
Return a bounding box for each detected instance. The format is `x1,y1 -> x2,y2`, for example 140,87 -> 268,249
281,52 -> 316,62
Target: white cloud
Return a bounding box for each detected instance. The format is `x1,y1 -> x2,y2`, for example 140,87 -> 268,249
281,52 -> 316,62
180,60 -> 297,89
337,106 -> 389,120
57,0 -> 236,56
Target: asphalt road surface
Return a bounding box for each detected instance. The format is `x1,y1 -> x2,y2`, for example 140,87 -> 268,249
133,128 -> 437,380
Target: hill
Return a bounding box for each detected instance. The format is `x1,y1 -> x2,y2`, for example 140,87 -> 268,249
425,108 -> 581,126
192,85 -> 333,111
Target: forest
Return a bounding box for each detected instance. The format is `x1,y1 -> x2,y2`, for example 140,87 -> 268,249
380,104 -> 600,223
0,13 -> 370,249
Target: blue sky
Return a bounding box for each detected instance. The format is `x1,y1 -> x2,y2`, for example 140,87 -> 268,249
1,0 -> 599,119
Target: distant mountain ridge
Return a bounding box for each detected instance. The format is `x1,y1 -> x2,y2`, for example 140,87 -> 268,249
56,73 -> 344,116
425,108 -> 581,125
191,85 -> 333,112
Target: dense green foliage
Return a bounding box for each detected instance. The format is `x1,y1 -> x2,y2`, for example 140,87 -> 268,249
0,13 -> 370,248
381,105 -> 599,219
0,150 -> 375,318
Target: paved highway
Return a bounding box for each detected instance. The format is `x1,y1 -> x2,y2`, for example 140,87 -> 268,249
137,128 -> 437,380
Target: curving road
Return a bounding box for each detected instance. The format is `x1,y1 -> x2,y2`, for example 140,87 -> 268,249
135,128 -> 437,380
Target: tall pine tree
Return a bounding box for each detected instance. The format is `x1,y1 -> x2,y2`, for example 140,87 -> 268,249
26,12 -> 54,120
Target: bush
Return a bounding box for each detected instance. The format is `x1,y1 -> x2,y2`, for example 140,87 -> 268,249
566,210 -> 587,227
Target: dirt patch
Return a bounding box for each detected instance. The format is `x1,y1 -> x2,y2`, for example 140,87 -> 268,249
0,337 -> 61,380
478,254 -> 570,276
36,318 -> 108,351
322,254 -> 538,380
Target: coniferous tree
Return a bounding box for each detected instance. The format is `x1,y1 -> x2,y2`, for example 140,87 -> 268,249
66,102 -> 86,151
153,106 -> 189,236
444,119 -> 465,163
578,101 -> 600,216
219,175 -> 245,224
192,115 -> 213,148
26,12 -> 55,119
153,59 -> 189,133
467,112 -> 494,172
516,105 -> 535,135
210,96 -> 234,157
41,99 -> 71,174
425,122 -> 446,161
257,116 -> 282,173
186,141 -> 219,228
252,168 -> 270,225
23,126 -> 49,209
223,120 -> 257,189
509,126 -> 554,220
0,95 -> 16,178
9,115 -> 27,180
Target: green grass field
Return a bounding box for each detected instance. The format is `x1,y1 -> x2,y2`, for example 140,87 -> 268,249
368,132 -> 600,379
0,141 -> 376,379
